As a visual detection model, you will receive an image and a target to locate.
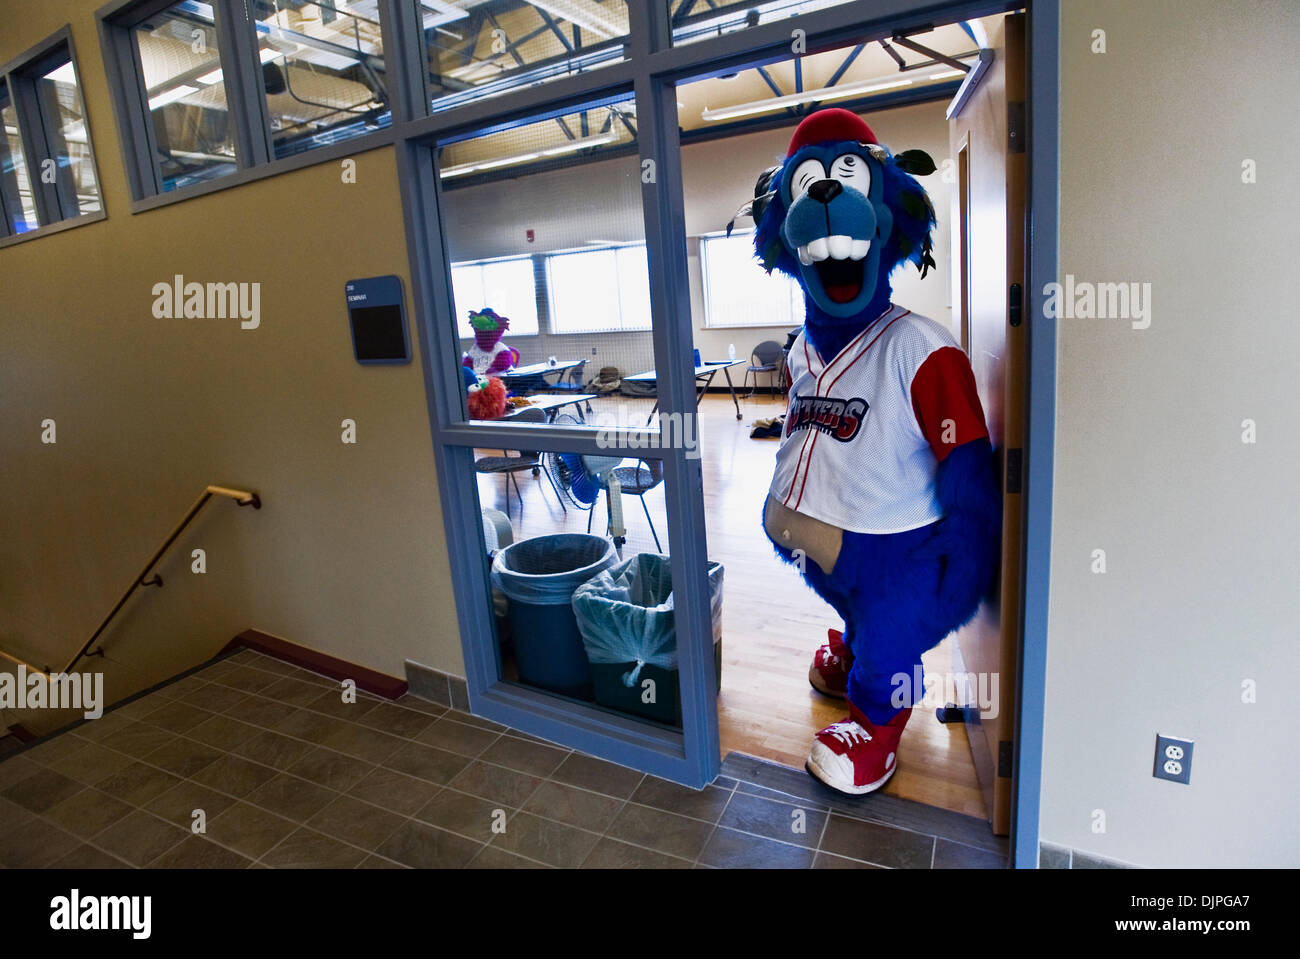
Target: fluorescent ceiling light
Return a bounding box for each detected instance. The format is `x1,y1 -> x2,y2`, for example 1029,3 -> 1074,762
420,0 -> 470,29
530,0 -> 623,40
44,62 -> 77,84
195,67 -> 223,84
701,77 -> 913,122
440,132 -> 617,179
928,69 -> 965,80
148,84 -> 198,110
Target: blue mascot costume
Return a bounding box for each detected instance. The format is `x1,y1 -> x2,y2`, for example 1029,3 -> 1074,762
744,108 -> 1001,795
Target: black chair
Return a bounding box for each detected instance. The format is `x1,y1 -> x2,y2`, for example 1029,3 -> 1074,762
586,457 -> 665,551
548,358 -> 592,412
474,407 -> 566,512
743,340 -> 784,396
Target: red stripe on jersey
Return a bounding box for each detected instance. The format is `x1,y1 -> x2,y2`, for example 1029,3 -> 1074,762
909,345 -> 989,462
792,311 -> 910,511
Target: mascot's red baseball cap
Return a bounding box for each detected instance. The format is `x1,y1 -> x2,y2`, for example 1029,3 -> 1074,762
786,107 -> 877,157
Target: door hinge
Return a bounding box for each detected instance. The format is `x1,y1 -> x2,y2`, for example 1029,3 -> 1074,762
1009,282 -> 1022,327
1005,448 -> 1023,494
1008,101 -> 1026,154
998,740 -> 1014,777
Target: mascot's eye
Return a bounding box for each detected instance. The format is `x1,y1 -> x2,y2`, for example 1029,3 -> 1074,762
829,153 -> 871,193
790,158 -> 826,197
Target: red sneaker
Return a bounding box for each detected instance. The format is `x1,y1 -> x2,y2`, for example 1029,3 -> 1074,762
808,628 -> 852,698
805,705 -> 912,795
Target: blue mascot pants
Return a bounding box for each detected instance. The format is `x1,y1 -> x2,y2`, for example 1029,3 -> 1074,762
773,521 -> 950,727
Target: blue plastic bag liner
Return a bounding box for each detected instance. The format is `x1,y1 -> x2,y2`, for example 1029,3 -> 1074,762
572,554 -> 724,687
491,533 -> 619,606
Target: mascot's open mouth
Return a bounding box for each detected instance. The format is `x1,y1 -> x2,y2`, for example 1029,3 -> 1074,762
796,235 -> 871,304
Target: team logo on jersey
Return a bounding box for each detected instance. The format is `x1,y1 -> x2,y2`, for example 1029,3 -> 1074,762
786,394 -> 869,441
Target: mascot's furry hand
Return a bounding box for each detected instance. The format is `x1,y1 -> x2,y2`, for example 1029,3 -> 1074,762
906,438 -> 1002,617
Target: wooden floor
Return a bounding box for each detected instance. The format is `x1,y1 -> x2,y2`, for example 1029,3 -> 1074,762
477,392 -> 988,821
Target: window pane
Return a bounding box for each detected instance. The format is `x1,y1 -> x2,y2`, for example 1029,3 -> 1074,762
250,1 -> 390,159
426,1 -> 629,113
547,248 -> 621,333
450,262 -> 485,338
469,436 -> 687,733
701,231 -> 803,328
480,257 -> 540,335
436,95 -> 648,420
614,245 -> 651,330
133,2 -> 238,192
0,81 -> 38,233
34,56 -> 102,216
668,0 -> 855,46
451,256 -> 539,338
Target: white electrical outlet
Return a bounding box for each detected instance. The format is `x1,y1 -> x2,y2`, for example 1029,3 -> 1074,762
1154,734 -> 1193,784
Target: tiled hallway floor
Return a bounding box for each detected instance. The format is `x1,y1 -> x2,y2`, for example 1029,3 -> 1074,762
0,649 -> 1006,868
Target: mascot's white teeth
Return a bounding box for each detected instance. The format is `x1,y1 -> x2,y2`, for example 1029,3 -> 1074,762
798,236 -> 871,265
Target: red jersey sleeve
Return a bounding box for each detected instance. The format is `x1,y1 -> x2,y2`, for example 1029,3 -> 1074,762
910,346 -> 989,462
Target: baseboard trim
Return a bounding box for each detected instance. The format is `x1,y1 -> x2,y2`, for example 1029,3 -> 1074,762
224,629 -> 408,700
1038,840 -> 1138,869
403,659 -> 469,711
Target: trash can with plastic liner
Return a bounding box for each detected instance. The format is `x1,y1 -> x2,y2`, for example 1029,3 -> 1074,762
490,533 -> 619,697
572,553 -> 724,724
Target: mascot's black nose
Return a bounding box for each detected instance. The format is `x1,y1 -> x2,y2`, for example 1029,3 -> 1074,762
808,179 -> 843,204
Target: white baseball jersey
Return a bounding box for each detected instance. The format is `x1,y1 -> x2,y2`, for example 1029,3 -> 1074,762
770,304 -> 989,535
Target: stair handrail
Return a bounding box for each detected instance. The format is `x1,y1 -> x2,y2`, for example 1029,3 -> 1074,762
0,485 -> 261,677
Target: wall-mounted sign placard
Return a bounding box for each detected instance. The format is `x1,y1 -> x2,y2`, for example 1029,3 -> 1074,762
345,275 -> 410,365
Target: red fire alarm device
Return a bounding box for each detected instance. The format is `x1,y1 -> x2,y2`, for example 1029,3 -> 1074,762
526,229 -> 535,243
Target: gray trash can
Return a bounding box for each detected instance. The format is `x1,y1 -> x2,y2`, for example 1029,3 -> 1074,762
491,533 -> 618,697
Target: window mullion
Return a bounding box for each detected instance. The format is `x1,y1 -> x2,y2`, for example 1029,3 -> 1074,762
29,69 -> 79,219
379,0 -> 430,124
118,24 -> 164,197
8,73 -> 58,226
214,0 -> 272,169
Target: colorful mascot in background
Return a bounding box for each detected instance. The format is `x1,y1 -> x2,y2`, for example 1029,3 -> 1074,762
743,108 -> 1001,795
462,307 -> 520,377
465,367 -> 508,420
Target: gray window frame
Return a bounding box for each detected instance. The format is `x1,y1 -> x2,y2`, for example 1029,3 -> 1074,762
0,26 -> 107,248
96,0 -> 414,212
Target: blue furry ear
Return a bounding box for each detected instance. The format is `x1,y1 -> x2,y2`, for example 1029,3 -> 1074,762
753,187 -> 799,278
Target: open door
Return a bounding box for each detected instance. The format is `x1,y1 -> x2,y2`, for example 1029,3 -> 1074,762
947,11 -> 1026,836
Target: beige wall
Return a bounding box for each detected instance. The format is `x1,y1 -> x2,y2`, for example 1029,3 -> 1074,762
0,0 -> 462,733
1044,0 -> 1300,866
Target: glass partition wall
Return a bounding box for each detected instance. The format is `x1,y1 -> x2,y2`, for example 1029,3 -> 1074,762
400,0 -> 1017,788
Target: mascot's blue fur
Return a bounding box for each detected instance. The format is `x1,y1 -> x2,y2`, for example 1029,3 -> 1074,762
743,109 -> 1001,725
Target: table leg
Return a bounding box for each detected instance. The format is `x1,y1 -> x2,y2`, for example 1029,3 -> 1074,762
695,371 -> 717,408
723,368 -> 742,419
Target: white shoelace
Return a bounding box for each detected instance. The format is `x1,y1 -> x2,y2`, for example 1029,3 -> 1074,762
828,722 -> 871,748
